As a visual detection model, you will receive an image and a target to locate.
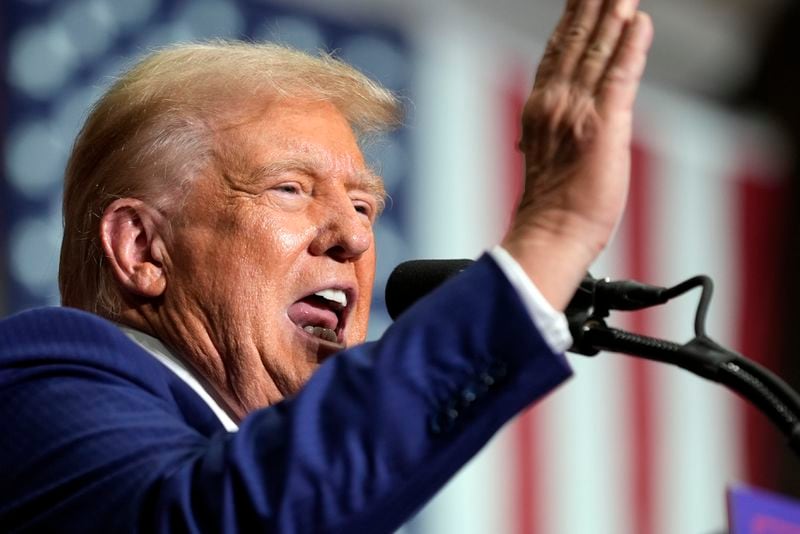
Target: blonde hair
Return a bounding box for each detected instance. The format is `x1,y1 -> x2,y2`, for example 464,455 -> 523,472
58,41 -> 401,317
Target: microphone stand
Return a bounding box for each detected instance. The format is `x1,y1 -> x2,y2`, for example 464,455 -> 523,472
568,275 -> 800,458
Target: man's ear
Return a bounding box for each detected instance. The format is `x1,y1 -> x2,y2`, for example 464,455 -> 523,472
100,198 -> 168,299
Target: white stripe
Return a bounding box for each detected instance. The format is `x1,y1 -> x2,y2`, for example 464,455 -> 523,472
415,431 -> 516,534
410,6 -> 508,261
409,8 -> 518,533
640,91 -> 744,534
533,235 -> 636,534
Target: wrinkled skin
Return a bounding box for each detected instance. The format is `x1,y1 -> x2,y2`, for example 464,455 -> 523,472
103,0 -> 653,420
503,0 -> 653,309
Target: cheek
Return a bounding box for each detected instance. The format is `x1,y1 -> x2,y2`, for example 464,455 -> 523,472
272,223 -> 314,255
351,251 -> 376,337
356,245 -> 376,294
171,212 -> 314,301
251,209 -> 317,256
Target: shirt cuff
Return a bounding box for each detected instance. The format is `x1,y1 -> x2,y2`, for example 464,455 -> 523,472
488,245 -> 573,354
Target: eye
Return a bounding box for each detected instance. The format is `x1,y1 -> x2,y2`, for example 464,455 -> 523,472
353,201 -> 374,220
274,183 -> 302,195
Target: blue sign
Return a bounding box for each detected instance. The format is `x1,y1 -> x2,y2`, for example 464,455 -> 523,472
729,485 -> 800,533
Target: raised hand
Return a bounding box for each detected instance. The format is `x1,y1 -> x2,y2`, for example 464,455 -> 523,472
502,0 -> 653,310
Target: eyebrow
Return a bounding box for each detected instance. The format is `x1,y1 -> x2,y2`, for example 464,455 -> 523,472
250,158 -> 387,212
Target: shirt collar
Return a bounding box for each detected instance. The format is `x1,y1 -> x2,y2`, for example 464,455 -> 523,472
118,325 -> 239,432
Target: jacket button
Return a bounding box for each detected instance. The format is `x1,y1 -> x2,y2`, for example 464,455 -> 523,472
459,388 -> 477,407
445,406 -> 459,422
429,405 -> 460,435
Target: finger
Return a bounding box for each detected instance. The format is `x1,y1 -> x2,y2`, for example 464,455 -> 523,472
535,0 -> 605,85
576,0 -> 640,91
598,11 -> 654,115
534,0 -> 580,84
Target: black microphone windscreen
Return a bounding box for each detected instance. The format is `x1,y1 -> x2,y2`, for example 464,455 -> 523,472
385,259 -> 474,320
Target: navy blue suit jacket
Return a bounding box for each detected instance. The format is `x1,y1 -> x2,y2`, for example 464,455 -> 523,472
0,255 -> 571,533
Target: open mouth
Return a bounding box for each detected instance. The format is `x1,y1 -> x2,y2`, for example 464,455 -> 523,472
287,287 -> 352,347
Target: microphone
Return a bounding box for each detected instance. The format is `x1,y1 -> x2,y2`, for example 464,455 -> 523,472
385,259 -> 474,320
385,259 -> 671,321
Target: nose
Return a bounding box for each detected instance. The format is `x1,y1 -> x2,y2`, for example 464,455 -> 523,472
309,203 -> 372,262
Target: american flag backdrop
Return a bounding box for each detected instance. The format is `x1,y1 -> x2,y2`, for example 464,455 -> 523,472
400,9 -> 792,532
1,1 -> 794,533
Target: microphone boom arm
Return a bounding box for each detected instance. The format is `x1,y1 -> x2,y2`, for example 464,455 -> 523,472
569,275 -> 800,458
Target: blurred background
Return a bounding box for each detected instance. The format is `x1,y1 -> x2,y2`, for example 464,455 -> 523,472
2,0 -> 799,532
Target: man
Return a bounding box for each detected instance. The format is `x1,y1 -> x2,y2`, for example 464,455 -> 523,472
0,0 -> 652,532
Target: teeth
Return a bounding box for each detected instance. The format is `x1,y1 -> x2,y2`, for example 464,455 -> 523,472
303,325 -> 338,343
314,288 -> 347,308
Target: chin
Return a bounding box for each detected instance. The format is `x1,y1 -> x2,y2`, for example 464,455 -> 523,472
296,330 -> 347,365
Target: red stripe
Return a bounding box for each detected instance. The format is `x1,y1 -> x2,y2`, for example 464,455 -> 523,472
515,409 -> 539,534
735,161 -> 788,490
499,67 -> 542,534
626,142 -> 656,534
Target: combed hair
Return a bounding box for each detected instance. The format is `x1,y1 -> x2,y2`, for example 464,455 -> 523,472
58,41 -> 401,317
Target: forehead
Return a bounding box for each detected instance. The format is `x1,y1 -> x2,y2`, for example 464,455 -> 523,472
218,99 -> 379,185
227,99 -> 360,155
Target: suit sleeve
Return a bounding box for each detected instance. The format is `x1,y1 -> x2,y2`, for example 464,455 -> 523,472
0,254 -> 571,534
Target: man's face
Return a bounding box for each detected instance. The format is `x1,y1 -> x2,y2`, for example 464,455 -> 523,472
163,99 -> 382,413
